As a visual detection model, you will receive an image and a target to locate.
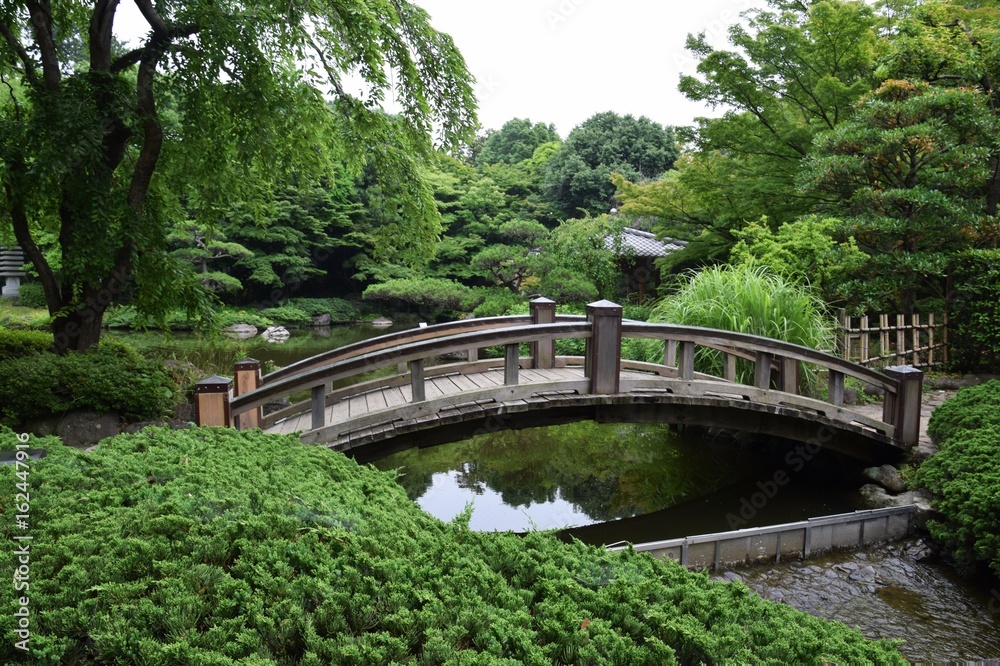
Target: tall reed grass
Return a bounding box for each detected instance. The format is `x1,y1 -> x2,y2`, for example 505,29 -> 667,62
639,265 -> 835,388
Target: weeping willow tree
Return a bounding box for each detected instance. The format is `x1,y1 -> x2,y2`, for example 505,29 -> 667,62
0,0 -> 476,352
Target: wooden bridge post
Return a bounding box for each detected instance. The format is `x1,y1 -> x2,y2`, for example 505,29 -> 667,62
882,365 -> 923,447
194,376 -> 233,427
233,358 -> 262,430
311,384 -> 328,430
585,300 -> 622,394
531,297 -> 556,369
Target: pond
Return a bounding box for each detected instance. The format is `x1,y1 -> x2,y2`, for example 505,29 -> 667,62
372,421 -> 862,535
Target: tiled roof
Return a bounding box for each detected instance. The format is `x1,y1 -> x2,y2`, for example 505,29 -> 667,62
604,228 -> 687,257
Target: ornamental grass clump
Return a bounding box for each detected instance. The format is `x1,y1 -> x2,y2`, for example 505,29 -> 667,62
0,426 -> 903,664
640,265 -> 835,388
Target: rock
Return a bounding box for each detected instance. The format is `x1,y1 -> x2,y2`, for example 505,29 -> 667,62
858,483 -> 896,508
862,384 -> 885,397
172,402 -> 194,422
224,323 -> 258,339
842,387 -> 859,405
849,565 -> 876,583
904,539 -> 936,561
370,316 -> 393,327
35,410 -> 121,448
862,464 -> 907,494
723,571 -> 743,583
311,313 -> 331,327
260,326 -> 290,342
263,397 -> 292,417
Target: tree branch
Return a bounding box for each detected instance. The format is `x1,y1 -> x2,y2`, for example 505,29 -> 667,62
24,0 -> 60,91
5,179 -> 61,314
110,48 -> 144,73
133,0 -> 170,34
89,0 -> 121,72
0,18 -> 38,85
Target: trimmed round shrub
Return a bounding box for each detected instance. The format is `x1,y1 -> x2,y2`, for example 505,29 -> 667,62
0,427 -> 904,664
926,379 -> 1000,445
0,328 -> 53,360
13,281 -> 47,308
0,341 -> 177,426
260,305 -> 313,327
915,424 -> 1000,577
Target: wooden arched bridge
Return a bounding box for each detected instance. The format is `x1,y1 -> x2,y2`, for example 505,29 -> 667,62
195,299 -> 923,463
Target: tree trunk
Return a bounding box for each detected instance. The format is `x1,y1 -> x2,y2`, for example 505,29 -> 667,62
51,305 -> 107,354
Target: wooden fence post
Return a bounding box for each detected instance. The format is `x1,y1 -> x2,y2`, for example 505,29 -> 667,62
233,358 -> 262,430
531,297 -> 556,369
585,300 -> 622,394
882,365 -> 923,447
194,376 -> 232,427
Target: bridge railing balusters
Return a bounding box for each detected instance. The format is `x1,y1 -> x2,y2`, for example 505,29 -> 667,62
663,339 -> 677,368
780,358 -> 798,395
754,351 -> 773,390
829,370 -> 845,407
678,341 -> 695,381
504,343 -> 520,385
723,352 -> 736,382
311,384 -> 327,430
409,359 -> 426,402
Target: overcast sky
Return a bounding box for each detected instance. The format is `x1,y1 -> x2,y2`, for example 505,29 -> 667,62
115,0 -> 768,138
413,0 -> 768,137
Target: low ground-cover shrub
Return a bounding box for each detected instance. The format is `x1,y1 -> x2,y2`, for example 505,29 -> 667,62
0,427 -> 902,664
915,424 -> 1000,577
0,341 -> 176,426
260,305 -> 313,327
915,381 -> 1000,577
925,379 -> 1000,445
0,327 -> 53,360
286,297 -> 358,323
363,277 -> 482,319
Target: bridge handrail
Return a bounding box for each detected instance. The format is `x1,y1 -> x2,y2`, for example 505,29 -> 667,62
232,322 -> 593,416
263,314 -> 587,384
621,322 -> 899,393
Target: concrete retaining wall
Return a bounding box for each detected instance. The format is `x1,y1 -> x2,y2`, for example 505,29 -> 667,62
607,505 -> 917,571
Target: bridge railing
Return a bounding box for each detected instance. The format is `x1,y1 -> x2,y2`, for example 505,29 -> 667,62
195,298 -> 923,447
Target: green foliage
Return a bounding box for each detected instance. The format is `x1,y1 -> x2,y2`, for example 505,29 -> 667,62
729,216 -> 867,302
646,265 -> 835,384
544,215 -> 627,299
0,341 -> 177,426
803,79 -> 1000,312
0,327 -> 52,360
543,112 -> 678,217
476,118 -> 561,166
948,249 -> 1000,373
260,305 -> 313,327
13,281 -> 46,308
0,0 -> 476,351
105,306 -> 274,331
0,427 -> 904,663
471,290 -> 526,318
286,298 -> 359,323
363,278 -> 480,317
915,423 -> 1000,577
926,380 -> 1000,445
539,268 -> 599,305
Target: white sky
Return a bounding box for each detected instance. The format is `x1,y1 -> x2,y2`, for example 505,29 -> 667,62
115,0 -> 768,138
413,0 -> 768,136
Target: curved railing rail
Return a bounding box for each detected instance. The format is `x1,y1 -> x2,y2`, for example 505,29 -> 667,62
199,298 -> 923,448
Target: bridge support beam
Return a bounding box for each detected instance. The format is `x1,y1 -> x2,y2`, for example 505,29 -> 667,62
233,358 -> 262,430
195,376 -> 233,427
883,365 -> 923,447
586,300 -> 622,394
531,297 -> 556,369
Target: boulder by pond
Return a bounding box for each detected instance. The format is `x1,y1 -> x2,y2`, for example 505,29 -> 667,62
370,316 -> 393,327
224,323 -> 258,339
261,326 -> 290,342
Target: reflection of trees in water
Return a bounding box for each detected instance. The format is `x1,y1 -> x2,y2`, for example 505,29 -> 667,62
375,422 -> 761,524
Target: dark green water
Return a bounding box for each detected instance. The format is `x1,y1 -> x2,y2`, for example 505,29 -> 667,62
373,421 -> 861,534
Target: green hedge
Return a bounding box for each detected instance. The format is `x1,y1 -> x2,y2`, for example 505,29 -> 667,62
13,281 -> 47,309
916,381 -> 1000,577
0,341 -> 177,426
924,379 -> 1000,445
260,305 -> 313,327
0,328 -> 53,361
0,427 -> 903,664
286,298 -> 358,323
